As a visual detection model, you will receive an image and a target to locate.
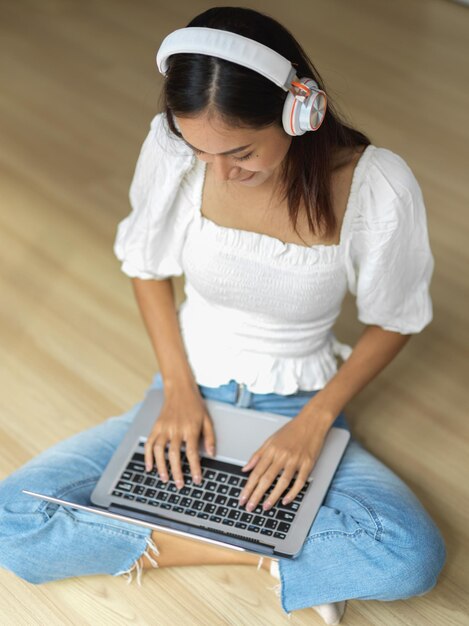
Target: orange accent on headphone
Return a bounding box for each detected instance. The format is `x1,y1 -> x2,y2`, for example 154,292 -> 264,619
291,81 -> 311,97
290,97 -> 297,134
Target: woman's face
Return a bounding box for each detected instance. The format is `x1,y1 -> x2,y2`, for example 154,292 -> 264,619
174,113 -> 292,189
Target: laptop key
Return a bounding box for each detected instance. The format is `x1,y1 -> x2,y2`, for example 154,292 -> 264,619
196,512 -> 209,519
210,515 -> 222,523
202,492 -> 215,503
184,509 -> 197,516
228,475 -> 240,486
116,481 -> 133,492
157,490 -> 168,501
180,486 -> 191,496
265,519 -> 278,530
191,489 -> 203,499
180,497 -> 193,508
227,497 -> 239,508
156,480 -> 167,489
215,472 -> 228,483
247,525 -> 260,533
136,497 -> 147,503
274,532 -> 286,539
168,494 -> 180,504
204,503 -> 217,514
222,519 -> 235,526
278,522 -> 291,533
121,471 -> 132,480
167,484 -> 178,493
216,484 -> 230,495
123,494 -> 135,500
229,486 -> 241,497
260,528 -> 273,536
216,506 -> 229,517
228,510 -> 241,520
145,489 -> 156,498
193,501 -> 204,511
240,512 -> 253,523
132,452 -> 145,463
204,470 -> 217,480
111,490 -> 124,497
235,522 -> 247,529
173,506 -> 184,513
133,474 -> 145,484
148,500 -> 160,507
206,481 -> 217,492
144,477 -> 156,487
127,462 -> 145,472
132,485 -> 145,495
279,500 -> 300,512
252,516 -> 265,527
160,503 -> 171,510
214,494 -> 227,505
276,510 -> 295,522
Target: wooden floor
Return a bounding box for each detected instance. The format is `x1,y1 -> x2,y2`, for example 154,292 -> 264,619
0,0 -> 468,624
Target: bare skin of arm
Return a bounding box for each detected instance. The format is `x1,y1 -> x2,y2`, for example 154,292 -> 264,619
131,277 -> 218,488
239,326 -> 411,512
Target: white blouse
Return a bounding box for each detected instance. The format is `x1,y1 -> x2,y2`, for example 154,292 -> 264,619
114,113 -> 434,394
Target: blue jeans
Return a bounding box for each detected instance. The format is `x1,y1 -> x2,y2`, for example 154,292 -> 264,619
0,373 -> 446,615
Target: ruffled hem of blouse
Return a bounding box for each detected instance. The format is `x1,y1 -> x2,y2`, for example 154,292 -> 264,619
186,336 -> 353,395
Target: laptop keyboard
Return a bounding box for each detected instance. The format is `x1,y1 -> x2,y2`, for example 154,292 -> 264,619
111,448 -> 309,540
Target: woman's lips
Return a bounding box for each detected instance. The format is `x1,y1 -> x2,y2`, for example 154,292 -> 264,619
239,171 -> 255,182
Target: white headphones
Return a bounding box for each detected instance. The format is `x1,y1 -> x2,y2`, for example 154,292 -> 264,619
156,27 -> 327,137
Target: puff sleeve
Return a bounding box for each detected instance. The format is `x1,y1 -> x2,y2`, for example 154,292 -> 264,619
346,148 -> 434,334
113,113 -> 196,279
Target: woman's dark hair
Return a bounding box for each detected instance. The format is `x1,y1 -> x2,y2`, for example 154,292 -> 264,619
160,6 -> 371,240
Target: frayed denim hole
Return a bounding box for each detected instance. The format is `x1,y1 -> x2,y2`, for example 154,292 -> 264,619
43,502 -> 60,519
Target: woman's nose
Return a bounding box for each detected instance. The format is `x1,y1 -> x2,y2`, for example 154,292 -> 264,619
212,156 -> 241,181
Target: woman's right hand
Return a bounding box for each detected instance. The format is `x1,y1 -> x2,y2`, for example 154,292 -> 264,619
143,383 -> 216,488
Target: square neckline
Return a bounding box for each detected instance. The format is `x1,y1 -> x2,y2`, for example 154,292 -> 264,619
194,144 -> 374,251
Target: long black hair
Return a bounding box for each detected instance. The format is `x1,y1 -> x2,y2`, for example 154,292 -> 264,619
159,6 -> 371,239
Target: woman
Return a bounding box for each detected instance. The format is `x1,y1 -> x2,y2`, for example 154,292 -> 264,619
0,7 -> 446,624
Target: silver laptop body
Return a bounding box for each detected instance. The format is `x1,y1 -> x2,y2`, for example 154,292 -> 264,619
23,387 -> 350,559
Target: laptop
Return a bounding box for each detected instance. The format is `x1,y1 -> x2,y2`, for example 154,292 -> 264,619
23,387 -> 350,559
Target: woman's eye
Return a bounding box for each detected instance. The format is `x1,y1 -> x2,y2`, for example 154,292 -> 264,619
234,152 -> 253,162
192,149 -> 253,162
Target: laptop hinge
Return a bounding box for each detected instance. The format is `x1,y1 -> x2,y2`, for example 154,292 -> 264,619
109,503 -> 275,556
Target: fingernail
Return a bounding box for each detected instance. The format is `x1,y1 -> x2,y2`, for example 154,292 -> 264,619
239,495 -> 247,504
176,480 -> 183,488
194,475 -> 201,484
208,447 -> 215,457
263,501 -> 271,510
246,502 -> 254,512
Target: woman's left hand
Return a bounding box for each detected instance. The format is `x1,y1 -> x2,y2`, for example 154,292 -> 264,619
238,409 -> 333,512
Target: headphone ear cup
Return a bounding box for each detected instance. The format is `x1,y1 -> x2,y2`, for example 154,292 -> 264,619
282,89 -> 302,136
282,77 -> 327,136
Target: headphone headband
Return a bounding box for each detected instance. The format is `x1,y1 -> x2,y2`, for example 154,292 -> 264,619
155,26 -> 327,136
156,27 -> 297,91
